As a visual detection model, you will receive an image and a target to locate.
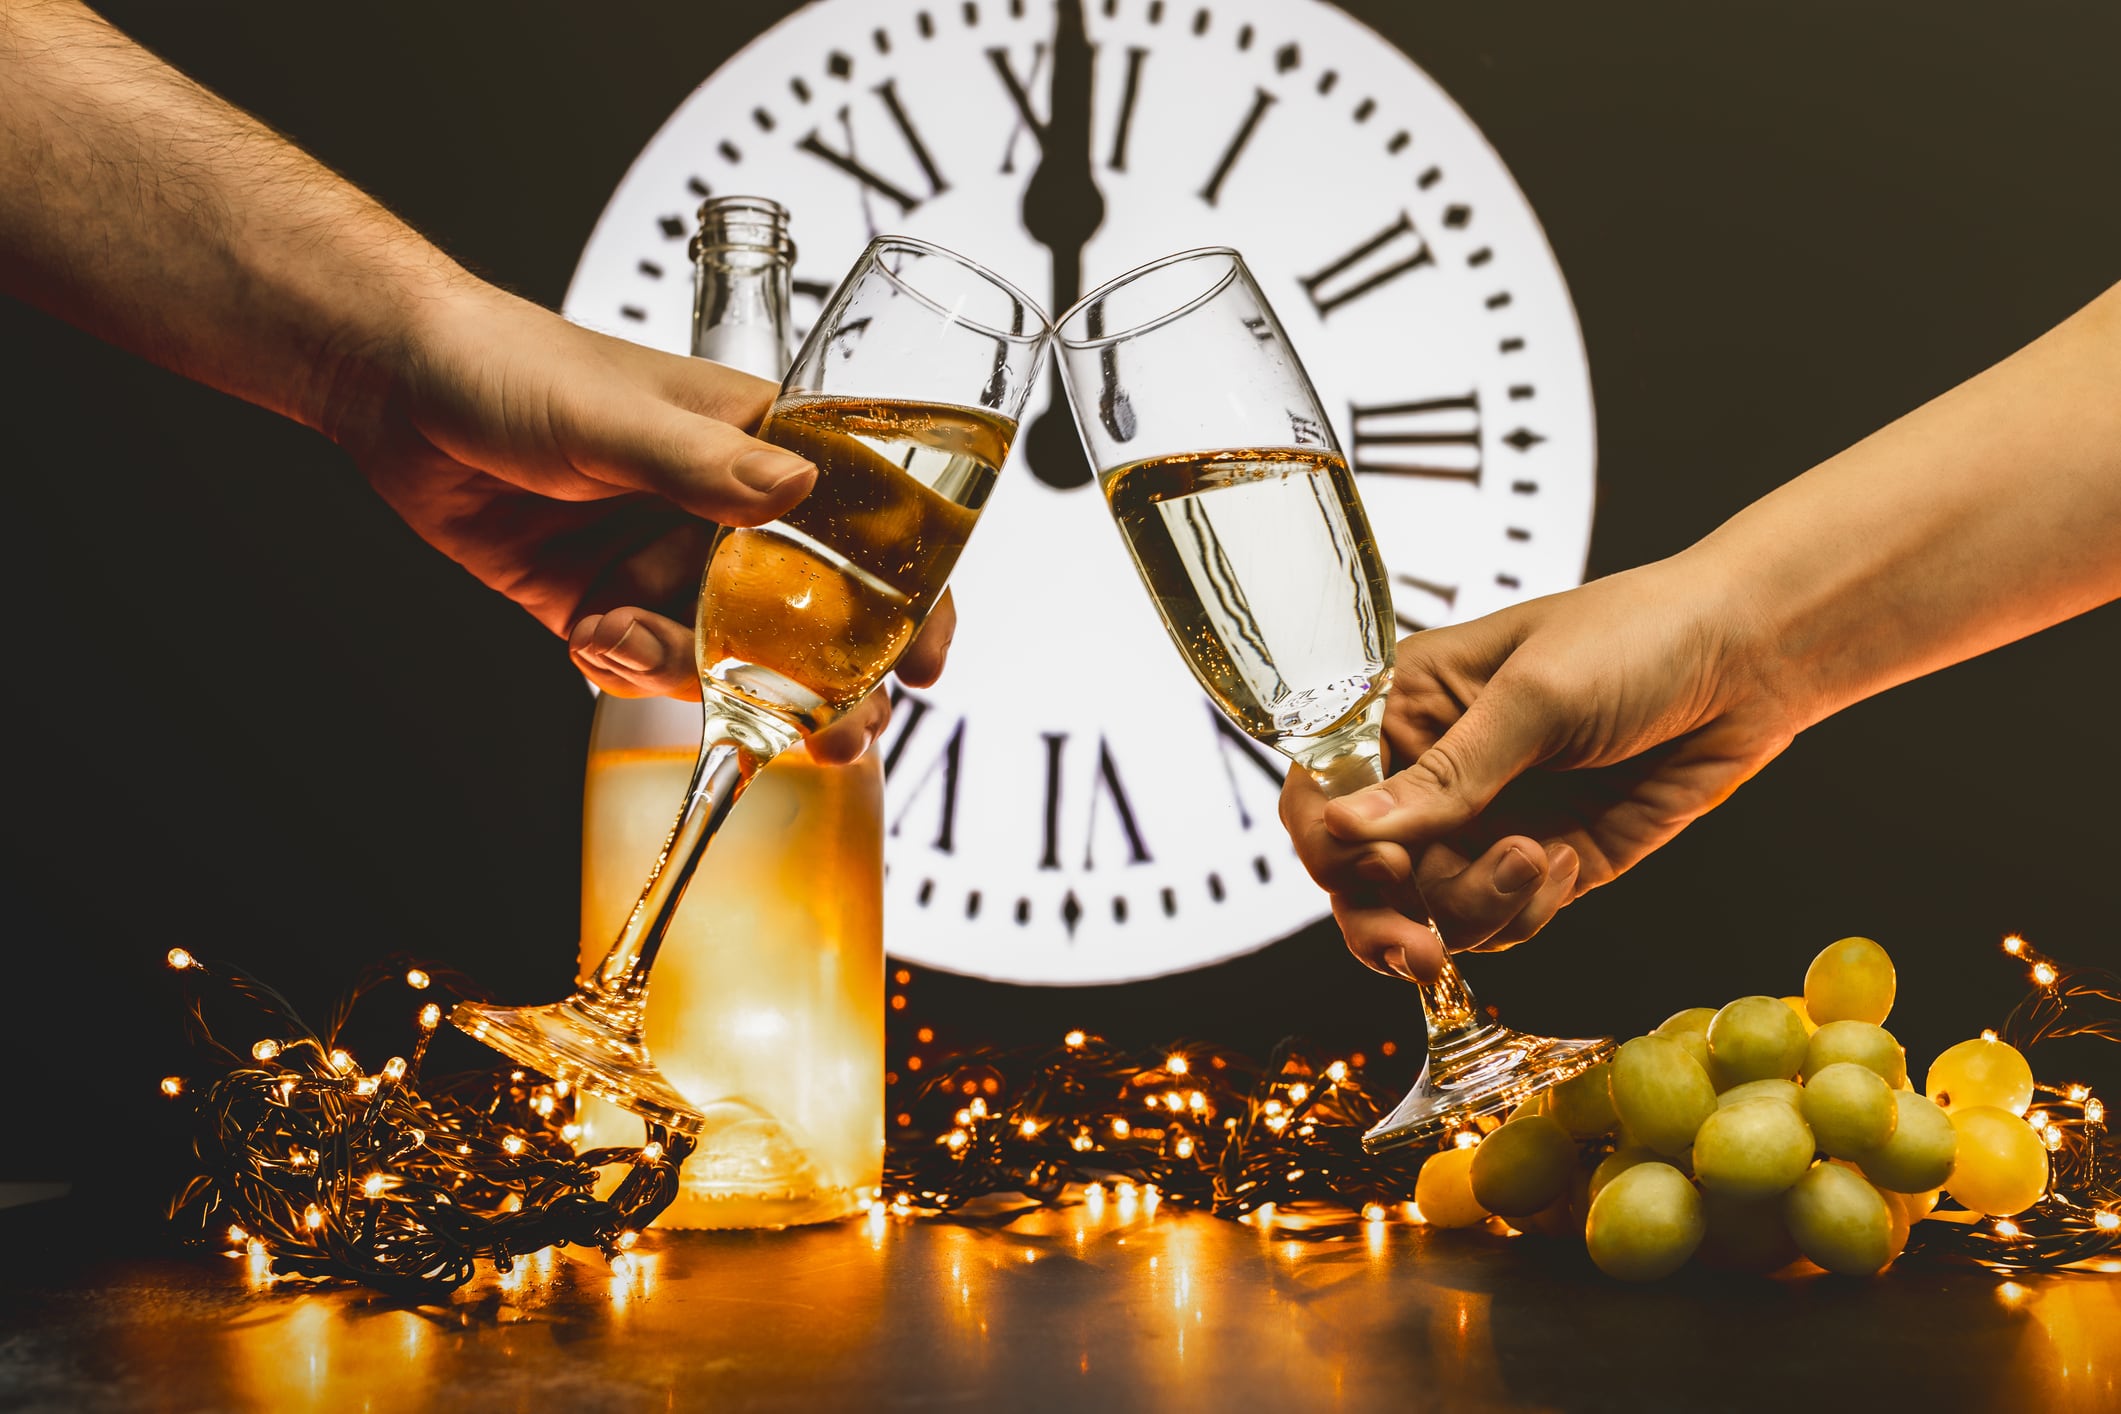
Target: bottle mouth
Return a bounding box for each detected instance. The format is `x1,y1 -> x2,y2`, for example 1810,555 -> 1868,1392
692,195 -> 796,265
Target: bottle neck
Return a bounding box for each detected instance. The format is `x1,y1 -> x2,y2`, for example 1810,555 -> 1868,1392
690,198 -> 795,380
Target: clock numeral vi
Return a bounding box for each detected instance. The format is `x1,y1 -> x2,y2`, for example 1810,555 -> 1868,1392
1299,212 -> 1435,318
797,79 -> 949,214
883,689 -> 966,854
1393,574 -> 1461,634
1349,391 -> 1482,485
1040,732 -> 1151,871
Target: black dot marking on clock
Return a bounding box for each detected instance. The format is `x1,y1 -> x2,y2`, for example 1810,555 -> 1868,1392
827,50 -> 853,78
962,1 -> 979,26
789,77 -> 811,103
1512,480 -> 1539,495
1113,896 -> 1129,923
1386,131 -> 1410,154
637,260 -> 663,279
1504,427 -> 1546,452
1443,204 -> 1471,229
1236,23 -> 1254,50
688,176 -> 711,197
1509,384 -> 1534,400
1353,97 -> 1375,123
1102,0 -> 1117,17
1485,291 -> 1512,310
1317,70 -> 1338,95
1418,166 -> 1442,189
1061,892 -> 1083,935
620,305 -> 646,322
1015,898 -> 1030,924
1253,856 -> 1271,883
917,10 -> 935,37
1207,873 -> 1226,902
752,108 -> 775,132
1500,337 -> 1525,353
718,140 -> 742,163
873,28 -> 891,54
1147,0 -> 1165,24
1506,526 -> 1532,542
918,879 -> 934,906
1010,0 -> 1025,16
1496,573 -> 1522,590
1467,246 -> 1492,266
966,890 -> 983,919
1162,887 -> 1177,917
1275,43 -> 1300,73
1192,7 -> 1210,35
658,215 -> 686,239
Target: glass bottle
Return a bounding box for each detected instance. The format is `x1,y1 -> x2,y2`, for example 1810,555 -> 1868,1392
574,197 -> 885,1228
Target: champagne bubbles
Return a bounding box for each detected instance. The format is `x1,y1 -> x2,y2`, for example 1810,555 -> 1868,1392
1946,1106 -> 2049,1216
1804,936 -> 1896,1027
1414,1146 -> 1490,1229
1802,1062 -> 1898,1159
1586,1162 -> 1704,1281
1706,996 -> 1810,1090
1693,1100 -> 1816,1200
1855,1091 -> 1957,1193
1783,1162 -> 1895,1276
1802,1020 -> 1907,1088
1610,1035 -> 1718,1158
1470,1115 -> 1577,1217
1926,1037 -> 2035,1116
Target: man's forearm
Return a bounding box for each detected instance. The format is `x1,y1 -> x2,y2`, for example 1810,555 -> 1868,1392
0,0 -> 466,433
1687,283 -> 2121,729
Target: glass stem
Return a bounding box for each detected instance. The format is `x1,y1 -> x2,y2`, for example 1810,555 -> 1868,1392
573,704 -> 796,1036
1417,954 -> 1484,1045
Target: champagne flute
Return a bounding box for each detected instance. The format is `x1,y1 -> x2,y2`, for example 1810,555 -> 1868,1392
455,238 -> 1050,1134
1054,248 -> 1610,1153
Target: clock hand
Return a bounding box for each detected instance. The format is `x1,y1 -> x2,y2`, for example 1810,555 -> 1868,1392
1020,0 -> 1104,491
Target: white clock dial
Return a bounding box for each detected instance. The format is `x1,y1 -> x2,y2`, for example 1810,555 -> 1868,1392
564,0 -> 1596,985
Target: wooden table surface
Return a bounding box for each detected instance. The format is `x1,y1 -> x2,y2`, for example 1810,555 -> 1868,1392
2,1192 -> 2116,1413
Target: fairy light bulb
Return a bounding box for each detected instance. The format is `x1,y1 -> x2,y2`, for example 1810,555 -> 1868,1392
404,969 -> 430,990
1112,1118 -> 1131,1138
227,1224 -> 247,1245
616,1230 -> 639,1250
1288,1083 -> 1310,1105
166,948 -> 195,970
640,1142 -> 664,1162
363,1173 -> 386,1197
1326,1061 -> 1349,1082
2002,935 -> 2026,956
1064,1030 -> 1087,1048
1363,1203 -> 1387,1223
353,1078 -> 378,1097
2068,1084 -> 2090,1103
2088,1098 -> 2106,1125
251,1039 -> 280,1062
417,1003 -> 442,1030
946,1129 -> 970,1150
502,1135 -> 525,1155
382,1056 -> 407,1082
1018,1119 -> 1039,1138
2031,961 -> 2059,987
2095,1211 -> 2120,1232
329,1049 -> 355,1074
1994,1218 -> 2021,1239
304,1204 -> 324,1230
159,1076 -> 183,1097
1167,1054 -> 1189,1075
1174,1136 -> 1195,1158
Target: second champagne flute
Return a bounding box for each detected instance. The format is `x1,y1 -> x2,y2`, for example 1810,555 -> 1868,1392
1054,247 -> 1611,1153
454,237 -> 1050,1133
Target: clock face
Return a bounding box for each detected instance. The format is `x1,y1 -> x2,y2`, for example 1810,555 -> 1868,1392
564,0 -> 1595,984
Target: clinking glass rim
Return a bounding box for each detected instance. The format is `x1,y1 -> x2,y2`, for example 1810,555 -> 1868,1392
856,234 -> 1053,345
1055,246 -> 1244,350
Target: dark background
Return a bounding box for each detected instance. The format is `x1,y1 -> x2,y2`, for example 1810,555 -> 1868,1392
4,2 -> 2116,1187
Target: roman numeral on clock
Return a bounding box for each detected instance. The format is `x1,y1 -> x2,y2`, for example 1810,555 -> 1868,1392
1200,87 -> 1275,206
1298,212 -> 1435,317
882,690 -> 965,854
1039,732 -> 1151,870
1348,391 -> 1482,484
796,79 -> 949,214
1209,706 -> 1285,831
1392,573 -> 1461,634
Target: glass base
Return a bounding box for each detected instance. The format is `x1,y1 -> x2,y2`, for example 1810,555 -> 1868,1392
1361,1023 -> 1615,1155
452,995 -> 708,1136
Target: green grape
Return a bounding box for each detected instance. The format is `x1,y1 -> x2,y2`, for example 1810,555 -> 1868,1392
1470,1115 -> 1577,1216
1926,1037 -> 2036,1117
1415,1146 -> 1491,1229
1706,996 -> 1810,1089
1897,1186 -> 1942,1222
1803,936 -> 1896,1027
1801,1020 -> 1907,1088
1654,1008 -> 1717,1071
1783,1162 -> 1894,1275
1589,1144 -> 1657,1203
1610,1035 -> 1718,1158
1586,1162 -> 1704,1281
1506,1091 -> 1548,1124
1946,1106 -> 2049,1216
1717,1079 -> 1803,1110
1801,1062 -> 1897,1159
1780,995 -> 1817,1036
1855,1091 -> 1957,1193
1697,1190 -> 1801,1272
1548,1062 -> 1618,1138
1692,1098 -> 1816,1199
1520,1165 -> 1592,1239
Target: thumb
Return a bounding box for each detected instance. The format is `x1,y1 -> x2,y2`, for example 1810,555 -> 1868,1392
1322,683 -> 1552,847
576,397 -> 816,528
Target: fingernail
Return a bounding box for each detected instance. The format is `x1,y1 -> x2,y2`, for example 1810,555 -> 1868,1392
1383,946 -> 1419,981
1340,789 -> 1392,822
1354,853 -> 1399,885
1550,843 -> 1580,877
1494,846 -> 1539,893
733,449 -> 814,494
602,620 -> 665,674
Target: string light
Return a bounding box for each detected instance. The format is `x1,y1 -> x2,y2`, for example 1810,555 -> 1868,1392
363,1174 -> 387,1198
160,1076 -> 183,1097
1167,1054 -> 1190,1075
1064,1030 -> 1087,1048
166,948 -> 195,970
404,969 -> 430,989
501,1135 -> 525,1156
2003,935 -> 2027,956
2032,961 -> 2059,988
417,1004 -> 441,1030
250,1040 -> 280,1062
382,1057 -> 407,1082
329,1049 -> 355,1075
1326,1061 -> 1349,1083
1362,1203 -> 1387,1223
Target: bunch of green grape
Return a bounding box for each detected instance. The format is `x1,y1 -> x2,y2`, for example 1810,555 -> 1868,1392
1416,936 -> 2054,1280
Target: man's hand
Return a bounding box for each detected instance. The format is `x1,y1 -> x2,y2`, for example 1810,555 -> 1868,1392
341,285 -> 954,762
1280,559 -> 1798,982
